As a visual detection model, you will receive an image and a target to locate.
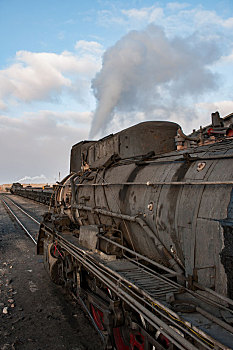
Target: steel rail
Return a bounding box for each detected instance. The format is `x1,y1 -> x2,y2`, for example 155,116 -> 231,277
2,198 -> 37,245
2,195 -> 40,224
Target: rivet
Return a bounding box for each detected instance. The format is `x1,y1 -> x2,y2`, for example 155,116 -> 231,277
197,162 -> 206,171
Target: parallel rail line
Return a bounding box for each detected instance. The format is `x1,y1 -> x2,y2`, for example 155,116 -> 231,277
1,195 -> 38,245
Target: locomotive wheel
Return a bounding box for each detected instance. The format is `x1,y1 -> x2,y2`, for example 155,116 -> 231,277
89,296 -> 146,349
43,240 -> 63,285
113,327 -> 145,350
90,304 -> 105,331
113,327 -> 130,350
90,303 -> 131,349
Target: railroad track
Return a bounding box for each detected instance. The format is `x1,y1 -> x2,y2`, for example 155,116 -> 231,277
1,194 -> 40,245
2,194 -> 233,349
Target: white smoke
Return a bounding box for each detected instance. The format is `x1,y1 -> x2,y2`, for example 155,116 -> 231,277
16,174 -> 47,184
89,25 -> 221,138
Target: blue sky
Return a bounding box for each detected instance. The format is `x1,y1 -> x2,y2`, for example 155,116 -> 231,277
0,0 -> 233,183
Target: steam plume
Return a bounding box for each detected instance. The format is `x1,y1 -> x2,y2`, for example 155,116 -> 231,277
16,174 -> 47,183
89,25 -> 220,138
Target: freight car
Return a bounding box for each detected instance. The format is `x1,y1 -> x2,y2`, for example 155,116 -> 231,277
36,112 -> 233,348
10,183 -> 54,206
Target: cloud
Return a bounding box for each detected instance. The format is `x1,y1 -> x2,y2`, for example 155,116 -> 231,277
223,17 -> 233,28
0,110 -> 91,184
0,45 -> 102,111
0,100 -> 7,110
166,2 -> 189,11
23,109 -> 92,126
89,25 -> 221,138
75,40 -> 104,56
197,100 -> 233,118
122,6 -> 164,23
119,4 -> 233,39
219,49 -> 233,63
1,3 -> 232,186
191,8 -> 233,29
97,9 -> 126,27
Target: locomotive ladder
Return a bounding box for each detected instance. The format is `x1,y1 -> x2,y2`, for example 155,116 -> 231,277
45,229 -> 233,350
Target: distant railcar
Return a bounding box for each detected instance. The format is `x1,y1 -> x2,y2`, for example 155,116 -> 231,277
10,183 -> 54,206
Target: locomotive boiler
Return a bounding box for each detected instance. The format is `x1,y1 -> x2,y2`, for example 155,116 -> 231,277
37,112 -> 233,349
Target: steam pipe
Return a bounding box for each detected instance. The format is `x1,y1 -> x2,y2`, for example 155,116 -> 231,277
56,235 -> 221,350
193,282 -> 233,308
177,127 -> 199,141
75,204 -> 184,276
74,180 -> 233,186
97,234 -> 180,275
196,307 -> 233,334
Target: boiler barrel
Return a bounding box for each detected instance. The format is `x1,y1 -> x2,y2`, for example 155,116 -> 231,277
76,142 -> 233,298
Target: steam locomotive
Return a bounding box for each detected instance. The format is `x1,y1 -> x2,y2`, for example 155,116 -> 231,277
14,112 -> 233,349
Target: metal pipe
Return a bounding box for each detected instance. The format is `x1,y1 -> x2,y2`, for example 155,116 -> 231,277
57,232 -> 233,348
177,128 -> 199,141
53,229 -> 233,349
120,152 -> 233,163
59,239 -> 198,350
57,235 -> 223,350
196,306 -> 233,334
76,204 -> 184,275
74,180 -> 233,186
187,289 -> 233,315
193,282 -> 233,308
135,216 -> 184,275
70,174 -> 78,207
57,234 -> 182,321
76,204 -> 137,221
97,235 -> 180,275
75,294 -> 106,343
